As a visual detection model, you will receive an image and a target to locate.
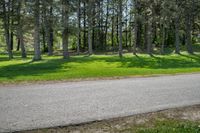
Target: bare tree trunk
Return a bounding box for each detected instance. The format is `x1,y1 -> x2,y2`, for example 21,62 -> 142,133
17,39 -> 20,51
144,22 -> 148,50
62,29 -> 69,59
111,15 -> 114,49
48,4 -> 53,56
10,0 -> 14,51
33,0 -> 41,61
77,0 -> 81,55
175,17 -> 180,54
104,0 -> 109,50
2,0 -> 13,59
19,30 -> 26,58
118,0 -> 123,57
185,15 -> 193,54
83,2 -> 87,51
62,0 -> 69,59
133,0 -> 139,55
42,1 -> 53,56
116,14 -> 119,48
16,0 -> 27,58
161,25 -> 165,55
133,21 -> 138,55
147,20 -> 152,55
87,0 -> 93,55
10,31 -> 13,51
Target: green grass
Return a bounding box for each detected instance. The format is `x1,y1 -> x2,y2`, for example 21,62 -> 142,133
128,120 -> 200,133
0,52 -> 200,83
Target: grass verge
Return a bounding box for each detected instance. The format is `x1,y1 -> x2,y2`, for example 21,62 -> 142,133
0,52 -> 200,83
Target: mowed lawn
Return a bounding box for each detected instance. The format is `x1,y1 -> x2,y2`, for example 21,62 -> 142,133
0,53 -> 200,83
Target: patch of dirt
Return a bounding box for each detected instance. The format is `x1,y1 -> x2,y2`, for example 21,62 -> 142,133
19,105 -> 200,133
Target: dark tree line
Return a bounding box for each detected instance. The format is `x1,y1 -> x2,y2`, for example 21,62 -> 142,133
0,0 -> 200,60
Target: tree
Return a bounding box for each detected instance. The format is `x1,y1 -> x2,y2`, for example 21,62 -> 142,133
87,0 -> 94,55
62,0 -> 69,59
76,0 -> 81,55
118,0 -> 123,57
33,0 -> 41,61
16,0 -> 26,58
2,0 -> 13,59
42,0 -> 54,56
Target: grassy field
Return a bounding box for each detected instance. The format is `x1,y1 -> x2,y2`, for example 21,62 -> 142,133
0,52 -> 200,83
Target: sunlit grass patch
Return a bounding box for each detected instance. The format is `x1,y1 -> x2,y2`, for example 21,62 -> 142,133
0,53 -> 200,83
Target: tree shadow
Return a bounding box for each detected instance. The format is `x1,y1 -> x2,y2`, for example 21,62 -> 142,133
0,58 -> 71,79
1,53 -> 200,80
178,53 -> 200,62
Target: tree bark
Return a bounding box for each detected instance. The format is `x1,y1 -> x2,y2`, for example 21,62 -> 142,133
48,4 -> 53,56
161,25 -> 165,55
87,0 -> 93,55
33,0 -> 41,61
133,10 -> 138,54
175,17 -> 180,54
62,0 -> 69,59
147,20 -> 152,55
133,21 -> 138,55
77,0 -> 81,55
2,0 -> 13,59
111,15 -> 114,49
83,2 -> 87,51
185,15 -> 193,54
118,0 -> 123,57
16,0 -> 27,58
104,0 -> 110,50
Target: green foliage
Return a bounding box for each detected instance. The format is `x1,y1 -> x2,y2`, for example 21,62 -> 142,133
0,53 -> 200,83
137,120 -> 200,133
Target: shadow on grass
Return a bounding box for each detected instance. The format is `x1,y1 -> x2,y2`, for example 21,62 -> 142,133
0,58 -> 71,79
0,53 -> 200,80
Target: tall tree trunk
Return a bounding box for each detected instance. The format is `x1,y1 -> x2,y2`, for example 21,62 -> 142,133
111,16 -> 114,49
17,39 -> 20,51
62,0 -> 69,59
104,0 -> 109,50
48,4 -> 53,56
17,0 -> 26,58
116,14 -> 119,48
42,1 -> 53,56
83,2 -> 87,51
10,0 -> 14,51
147,20 -> 152,55
42,29 -> 46,52
118,0 -> 123,57
175,17 -> 180,54
77,0 -> 81,55
3,0 -> 13,59
92,4 -> 95,51
133,0 -> 139,55
185,15 -> 193,54
33,0 -> 41,61
161,25 -> 165,55
49,27 -> 54,55
19,32 -> 26,58
133,21 -> 138,55
87,0 -> 93,55
10,31 -> 13,51
144,20 -> 148,50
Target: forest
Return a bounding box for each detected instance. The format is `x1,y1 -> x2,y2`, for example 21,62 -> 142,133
0,0 -> 199,60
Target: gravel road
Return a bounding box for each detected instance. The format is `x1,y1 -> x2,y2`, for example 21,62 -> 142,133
0,74 -> 200,132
